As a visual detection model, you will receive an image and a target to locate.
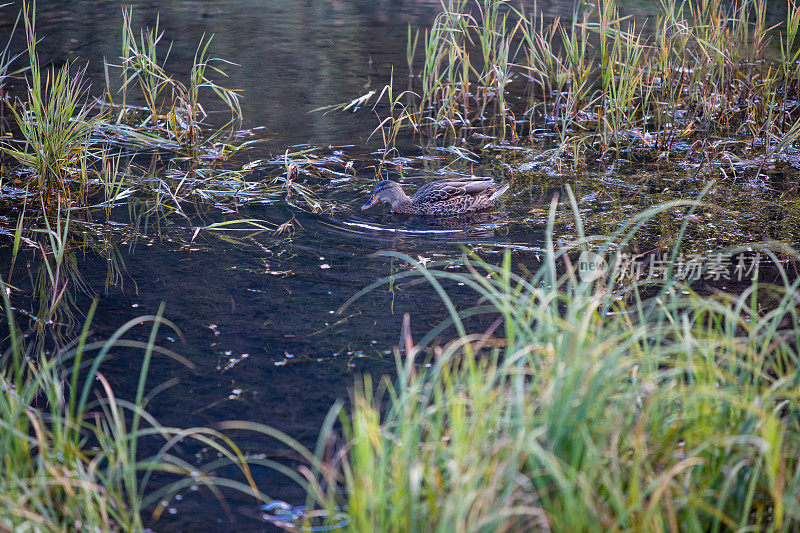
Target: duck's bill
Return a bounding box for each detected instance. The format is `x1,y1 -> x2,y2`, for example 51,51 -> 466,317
361,196 -> 379,210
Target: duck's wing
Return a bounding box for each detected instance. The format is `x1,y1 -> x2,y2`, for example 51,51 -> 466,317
412,177 -> 495,203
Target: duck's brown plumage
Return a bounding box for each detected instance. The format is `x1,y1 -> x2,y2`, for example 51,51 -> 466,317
362,177 -> 510,216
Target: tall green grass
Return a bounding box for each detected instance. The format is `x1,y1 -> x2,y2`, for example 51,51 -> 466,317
293,192 -> 800,531
404,0 -> 522,140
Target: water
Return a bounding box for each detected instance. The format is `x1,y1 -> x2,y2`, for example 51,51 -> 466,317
2,0 -> 800,530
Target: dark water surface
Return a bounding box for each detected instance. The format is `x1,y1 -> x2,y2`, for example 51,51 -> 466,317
2,0 -> 800,531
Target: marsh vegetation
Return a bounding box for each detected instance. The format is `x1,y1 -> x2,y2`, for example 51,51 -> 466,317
2,0 -> 800,531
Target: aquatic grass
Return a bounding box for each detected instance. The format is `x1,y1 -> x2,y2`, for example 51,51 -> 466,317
32,199 -> 75,331
1,3 -> 96,206
781,0 -> 800,113
417,0 -> 522,138
329,0 -> 800,167
407,25 -> 420,78
0,1 -> 258,222
115,8 -> 167,126
98,150 -> 132,215
108,7 -> 242,151
287,190 -> 800,531
0,4 -> 23,137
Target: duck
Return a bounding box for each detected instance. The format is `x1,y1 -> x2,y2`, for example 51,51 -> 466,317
361,176 -> 510,216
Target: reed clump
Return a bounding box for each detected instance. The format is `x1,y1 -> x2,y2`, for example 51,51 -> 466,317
103,7 -> 242,151
522,0 -> 800,163
0,2 -> 245,210
292,194 -> 800,531
355,0 -> 800,166
1,4 -> 95,206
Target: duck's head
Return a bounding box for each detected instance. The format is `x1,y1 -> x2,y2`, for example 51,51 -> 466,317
361,180 -> 408,211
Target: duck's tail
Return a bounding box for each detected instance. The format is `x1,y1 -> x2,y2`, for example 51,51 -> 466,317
489,182 -> 510,202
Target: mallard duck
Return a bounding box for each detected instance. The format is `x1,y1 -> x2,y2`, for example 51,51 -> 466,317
361,176 -> 510,216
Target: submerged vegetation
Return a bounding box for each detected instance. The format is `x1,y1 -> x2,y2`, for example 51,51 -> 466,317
3,0 -> 800,530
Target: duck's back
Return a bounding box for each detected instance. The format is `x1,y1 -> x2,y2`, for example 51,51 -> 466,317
410,177 -> 502,216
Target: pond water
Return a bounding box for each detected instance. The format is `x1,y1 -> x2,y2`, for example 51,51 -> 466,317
2,0 -> 800,531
